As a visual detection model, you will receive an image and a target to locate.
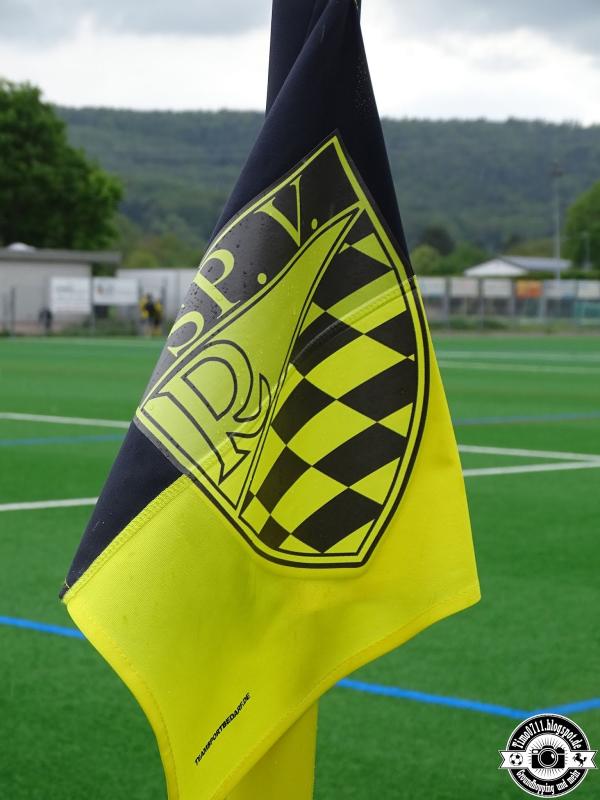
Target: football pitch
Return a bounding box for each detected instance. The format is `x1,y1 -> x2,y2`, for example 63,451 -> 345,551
0,334 -> 599,799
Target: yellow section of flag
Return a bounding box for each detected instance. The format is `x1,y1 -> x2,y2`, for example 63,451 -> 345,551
65,346 -> 478,800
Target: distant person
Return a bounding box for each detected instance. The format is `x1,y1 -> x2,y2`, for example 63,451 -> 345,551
139,293 -> 163,336
38,306 -> 53,335
139,292 -> 154,336
151,297 -> 164,335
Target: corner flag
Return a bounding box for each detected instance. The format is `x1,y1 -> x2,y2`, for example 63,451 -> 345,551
61,2 -> 480,798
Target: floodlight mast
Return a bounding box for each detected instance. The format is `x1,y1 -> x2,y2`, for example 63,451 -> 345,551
551,161 -> 564,283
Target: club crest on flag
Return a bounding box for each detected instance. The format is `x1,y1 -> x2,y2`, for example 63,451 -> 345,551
136,134 -> 429,567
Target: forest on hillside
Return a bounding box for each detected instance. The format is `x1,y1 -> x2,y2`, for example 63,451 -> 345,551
57,107 -> 600,265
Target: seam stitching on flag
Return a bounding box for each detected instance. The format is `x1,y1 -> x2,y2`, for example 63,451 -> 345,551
292,285 -> 406,366
212,581 -> 481,799
334,283 -> 405,327
63,477 -> 189,601
72,601 -> 180,799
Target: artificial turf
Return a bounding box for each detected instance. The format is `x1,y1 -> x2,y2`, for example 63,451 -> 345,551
0,334 -> 598,799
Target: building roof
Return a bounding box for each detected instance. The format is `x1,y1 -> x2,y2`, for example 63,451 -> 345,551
0,247 -> 120,265
465,255 -> 571,278
465,260 -> 527,277
502,256 -> 571,272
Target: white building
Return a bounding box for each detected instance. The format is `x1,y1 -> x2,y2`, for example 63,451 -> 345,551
0,244 -> 120,331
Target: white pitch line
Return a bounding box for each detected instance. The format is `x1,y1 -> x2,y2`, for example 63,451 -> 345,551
437,350 -> 600,363
463,461 -> 600,478
0,412 -> 129,429
4,457 -> 600,511
1,336 -> 163,348
1,422 -> 599,513
438,360 -> 600,376
0,497 -> 98,512
458,444 -> 600,462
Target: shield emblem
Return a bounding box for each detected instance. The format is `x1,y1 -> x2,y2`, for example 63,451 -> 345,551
136,134 -> 428,568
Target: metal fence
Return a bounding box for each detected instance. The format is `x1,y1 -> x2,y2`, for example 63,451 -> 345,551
419,277 -> 600,328
2,275 -> 600,335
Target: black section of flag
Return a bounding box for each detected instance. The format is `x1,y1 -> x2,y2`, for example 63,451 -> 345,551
62,424 -> 181,595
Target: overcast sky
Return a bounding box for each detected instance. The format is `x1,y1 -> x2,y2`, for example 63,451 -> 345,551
1,0 -> 599,122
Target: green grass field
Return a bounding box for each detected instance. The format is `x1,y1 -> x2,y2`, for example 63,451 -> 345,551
1,334 -> 599,799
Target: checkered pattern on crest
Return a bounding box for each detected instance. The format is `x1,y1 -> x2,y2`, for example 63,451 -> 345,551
241,215 -> 418,557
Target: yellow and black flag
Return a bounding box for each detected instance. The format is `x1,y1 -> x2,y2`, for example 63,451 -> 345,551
61,1 -> 480,797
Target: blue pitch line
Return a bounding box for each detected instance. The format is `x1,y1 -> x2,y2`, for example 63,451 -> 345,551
334,680 -> 600,719
338,678 -> 527,719
453,411 -> 600,427
0,433 -> 124,447
0,615 -> 84,639
533,699 -> 600,715
1,617 -> 598,719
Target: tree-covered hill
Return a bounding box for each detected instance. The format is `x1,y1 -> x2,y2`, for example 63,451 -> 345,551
57,107 -> 600,255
